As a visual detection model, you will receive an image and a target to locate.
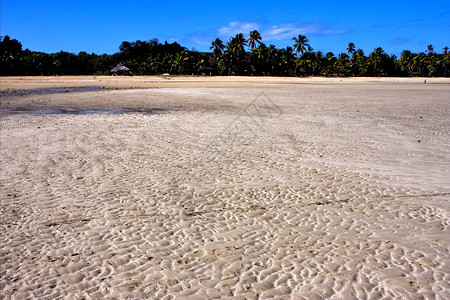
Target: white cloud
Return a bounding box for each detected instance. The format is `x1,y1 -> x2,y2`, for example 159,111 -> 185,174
215,21 -> 345,41
217,21 -> 260,37
183,21 -> 345,50
263,23 -> 301,40
263,22 -> 345,41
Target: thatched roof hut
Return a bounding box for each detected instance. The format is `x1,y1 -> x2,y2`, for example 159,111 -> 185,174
111,63 -> 133,75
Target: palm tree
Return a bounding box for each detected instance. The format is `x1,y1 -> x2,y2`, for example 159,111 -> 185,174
280,46 -> 296,76
412,53 -> 427,76
253,44 -> 266,60
347,42 -> 356,55
250,44 -> 267,75
302,46 -> 315,76
311,51 -> 323,76
369,47 -> 384,75
292,34 -> 309,58
399,50 -> 415,75
230,33 -> 248,57
266,44 -> 278,75
221,47 -> 234,76
210,38 -> 225,74
210,38 -> 225,57
338,52 -> 350,75
324,52 -> 336,76
248,30 -> 262,50
443,46 -> 449,57
224,34 -> 248,75
350,49 -> 367,76
427,44 -> 434,55
292,34 -> 309,75
356,48 -> 364,57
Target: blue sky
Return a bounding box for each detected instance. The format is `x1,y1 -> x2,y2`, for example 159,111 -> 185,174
1,0 -> 449,56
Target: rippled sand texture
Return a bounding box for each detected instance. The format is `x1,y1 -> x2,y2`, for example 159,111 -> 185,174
1,78 -> 450,299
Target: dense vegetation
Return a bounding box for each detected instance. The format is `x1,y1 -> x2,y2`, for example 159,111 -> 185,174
1,33 -> 449,77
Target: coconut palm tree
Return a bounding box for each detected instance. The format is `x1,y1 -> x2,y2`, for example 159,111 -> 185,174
311,51 -> 323,76
280,46 -> 296,76
266,44 -> 278,75
221,47 -> 234,76
223,34 -> 248,75
427,44 -> 434,55
210,38 -> 225,57
356,48 -> 364,57
292,34 -> 309,75
399,50 -> 414,75
248,30 -> 262,50
229,33 -> 248,58
347,42 -> 356,55
292,34 -> 309,58
338,52 -> 351,75
252,44 -> 266,60
210,38 -> 225,74
412,53 -> 427,76
368,47 -> 384,75
350,49 -> 367,76
324,52 -> 337,76
250,44 -> 267,75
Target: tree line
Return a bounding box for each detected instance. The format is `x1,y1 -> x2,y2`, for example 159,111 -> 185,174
1,33 -> 449,77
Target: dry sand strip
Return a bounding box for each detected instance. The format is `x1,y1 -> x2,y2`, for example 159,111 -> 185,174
1,77 -> 449,299
1,75 -> 450,90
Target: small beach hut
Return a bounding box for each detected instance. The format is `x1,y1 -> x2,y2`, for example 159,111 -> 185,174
111,63 -> 133,75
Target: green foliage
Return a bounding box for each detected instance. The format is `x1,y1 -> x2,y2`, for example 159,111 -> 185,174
0,35 -> 449,77
0,36 -> 25,75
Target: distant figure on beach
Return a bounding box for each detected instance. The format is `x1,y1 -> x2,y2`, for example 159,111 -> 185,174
424,80 -> 427,84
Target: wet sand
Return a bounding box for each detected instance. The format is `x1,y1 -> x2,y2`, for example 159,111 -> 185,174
1,76 -> 449,299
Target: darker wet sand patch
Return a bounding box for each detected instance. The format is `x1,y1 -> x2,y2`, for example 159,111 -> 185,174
0,105 -> 167,115
0,86 -> 102,98
0,86 -> 155,98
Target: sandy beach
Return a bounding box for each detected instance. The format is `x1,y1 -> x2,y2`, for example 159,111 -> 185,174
1,76 -> 449,299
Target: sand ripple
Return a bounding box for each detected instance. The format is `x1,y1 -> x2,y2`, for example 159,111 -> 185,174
1,82 -> 449,299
